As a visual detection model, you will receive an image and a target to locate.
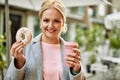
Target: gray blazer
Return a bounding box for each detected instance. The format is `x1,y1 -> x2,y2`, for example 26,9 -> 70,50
4,34 -> 86,80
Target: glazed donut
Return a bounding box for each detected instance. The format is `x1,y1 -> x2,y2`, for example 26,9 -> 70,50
16,27 -> 32,45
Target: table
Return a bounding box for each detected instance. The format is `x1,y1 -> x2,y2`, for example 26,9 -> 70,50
101,56 -> 120,80
101,56 -> 120,64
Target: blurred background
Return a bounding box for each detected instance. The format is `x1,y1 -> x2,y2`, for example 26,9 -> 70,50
0,0 -> 120,80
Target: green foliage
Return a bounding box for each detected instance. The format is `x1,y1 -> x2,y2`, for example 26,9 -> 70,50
0,35 -> 6,69
109,36 -> 120,49
108,28 -> 120,49
108,27 -> 120,57
75,23 -> 105,51
88,54 -> 97,64
75,24 -> 105,64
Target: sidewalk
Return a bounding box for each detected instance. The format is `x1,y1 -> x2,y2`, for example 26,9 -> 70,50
86,70 -> 120,80
86,72 -> 106,80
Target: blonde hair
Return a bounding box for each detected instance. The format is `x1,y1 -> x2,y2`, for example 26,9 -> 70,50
39,0 -> 67,33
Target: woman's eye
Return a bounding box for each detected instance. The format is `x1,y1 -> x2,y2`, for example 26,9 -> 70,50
43,19 -> 49,22
55,20 -> 60,23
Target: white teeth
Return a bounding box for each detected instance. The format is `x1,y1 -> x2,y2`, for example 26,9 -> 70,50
47,29 -> 55,33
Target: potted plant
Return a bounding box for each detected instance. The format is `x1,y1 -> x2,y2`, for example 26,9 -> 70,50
86,53 -> 97,74
0,34 -> 6,80
108,27 -> 120,57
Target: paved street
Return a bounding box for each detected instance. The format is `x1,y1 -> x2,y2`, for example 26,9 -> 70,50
87,73 -> 105,80
86,70 -> 120,80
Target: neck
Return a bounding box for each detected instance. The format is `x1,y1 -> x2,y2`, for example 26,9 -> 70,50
41,34 -> 60,44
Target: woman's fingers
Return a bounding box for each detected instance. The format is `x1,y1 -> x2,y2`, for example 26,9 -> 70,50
65,48 -> 81,67
14,44 -> 24,58
65,55 -> 80,67
66,53 -> 80,60
73,48 -> 80,56
10,41 -> 25,58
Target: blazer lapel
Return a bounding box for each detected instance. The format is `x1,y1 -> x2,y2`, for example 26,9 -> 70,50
32,34 -> 43,80
60,37 -> 69,80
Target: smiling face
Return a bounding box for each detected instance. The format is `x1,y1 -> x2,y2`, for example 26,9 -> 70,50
40,8 -> 64,41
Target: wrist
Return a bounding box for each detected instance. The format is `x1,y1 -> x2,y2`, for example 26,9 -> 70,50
14,57 -> 26,69
73,65 -> 81,73
70,67 -> 81,75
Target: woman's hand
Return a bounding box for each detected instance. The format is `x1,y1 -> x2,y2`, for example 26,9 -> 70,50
10,41 -> 26,69
65,48 -> 81,73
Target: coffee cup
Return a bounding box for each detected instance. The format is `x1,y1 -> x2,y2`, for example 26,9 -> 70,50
64,42 -> 78,67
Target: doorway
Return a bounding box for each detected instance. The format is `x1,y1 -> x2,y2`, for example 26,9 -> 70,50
4,13 -> 22,44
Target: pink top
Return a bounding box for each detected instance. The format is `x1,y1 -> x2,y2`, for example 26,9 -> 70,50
41,42 -> 62,80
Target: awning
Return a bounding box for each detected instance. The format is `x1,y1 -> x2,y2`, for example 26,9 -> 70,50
0,0 -> 108,11
104,12 -> 120,29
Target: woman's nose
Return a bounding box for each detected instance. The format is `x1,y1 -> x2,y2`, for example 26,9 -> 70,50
48,22 -> 53,28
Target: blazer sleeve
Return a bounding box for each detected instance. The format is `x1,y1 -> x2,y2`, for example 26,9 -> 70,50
4,58 -> 26,80
69,64 -> 86,80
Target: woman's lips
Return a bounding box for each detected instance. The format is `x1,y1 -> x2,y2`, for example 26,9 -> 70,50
47,29 -> 56,33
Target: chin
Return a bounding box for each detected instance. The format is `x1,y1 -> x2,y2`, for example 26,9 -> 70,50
47,34 -> 58,38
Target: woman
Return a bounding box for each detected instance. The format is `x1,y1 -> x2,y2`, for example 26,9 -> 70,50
4,0 -> 86,80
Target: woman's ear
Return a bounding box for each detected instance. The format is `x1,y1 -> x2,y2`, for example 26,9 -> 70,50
61,23 -> 67,33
